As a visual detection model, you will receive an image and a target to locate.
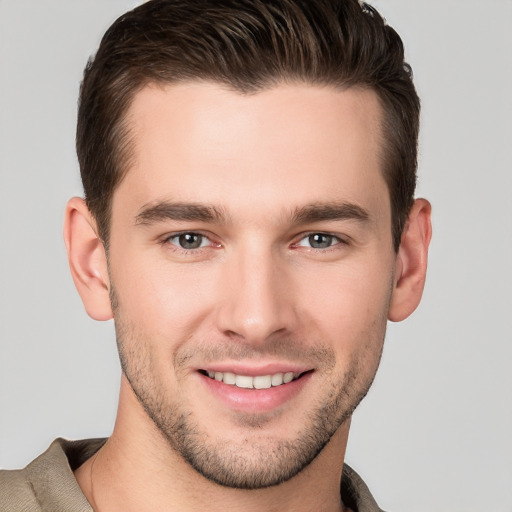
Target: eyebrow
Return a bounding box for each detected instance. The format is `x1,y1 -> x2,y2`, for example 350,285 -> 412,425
135,201 -> 227,225
134,200 -> 370,227
291,202 -> 370,225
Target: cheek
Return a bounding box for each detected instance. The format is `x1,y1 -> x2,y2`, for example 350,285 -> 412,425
110,255 -> 221,339
295,260 -> 393,345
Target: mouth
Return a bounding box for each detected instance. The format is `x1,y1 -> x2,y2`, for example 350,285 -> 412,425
197,366 -> 314,413
198,369 -> 309,389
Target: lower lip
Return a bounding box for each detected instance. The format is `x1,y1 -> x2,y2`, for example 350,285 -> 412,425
199,372 -> 312,414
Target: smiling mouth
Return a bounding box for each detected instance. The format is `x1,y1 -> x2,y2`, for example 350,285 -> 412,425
199,370 -> 309,389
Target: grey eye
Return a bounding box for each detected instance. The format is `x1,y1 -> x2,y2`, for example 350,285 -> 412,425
308,233 -> 334,249
177,233 -> 204,249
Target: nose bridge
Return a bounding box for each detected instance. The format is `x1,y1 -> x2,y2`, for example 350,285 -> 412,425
216,241 -> 295,343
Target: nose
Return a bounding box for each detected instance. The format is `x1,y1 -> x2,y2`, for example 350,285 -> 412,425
215,245 -> 298,344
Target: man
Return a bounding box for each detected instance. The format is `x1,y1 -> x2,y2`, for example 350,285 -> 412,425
0,0 -> 431,510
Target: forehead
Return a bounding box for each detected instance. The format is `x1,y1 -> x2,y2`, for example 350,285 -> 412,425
115,81 -> 387,223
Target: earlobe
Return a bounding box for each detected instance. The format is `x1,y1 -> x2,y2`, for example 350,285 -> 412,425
388,198 -> 432,322
63,197 -> 113,321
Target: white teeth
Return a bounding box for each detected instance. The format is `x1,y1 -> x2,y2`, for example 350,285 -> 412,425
283,372 -> 294,384
253,375 -> 272,389
235,375 -> 254,389
271,373 -> 284,386
205,370 -> 300,388
223,372 -> 236,385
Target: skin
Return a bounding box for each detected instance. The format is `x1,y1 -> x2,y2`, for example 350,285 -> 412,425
65,82 -> 431,512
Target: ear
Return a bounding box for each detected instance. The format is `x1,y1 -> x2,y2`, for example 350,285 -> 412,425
388,198 -> 432,322
63,197 -> 113,321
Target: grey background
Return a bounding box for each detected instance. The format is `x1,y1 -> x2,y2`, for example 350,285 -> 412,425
1,1 -> 511,510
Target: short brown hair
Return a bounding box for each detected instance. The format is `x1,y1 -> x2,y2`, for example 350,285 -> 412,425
77,0 -> 419,250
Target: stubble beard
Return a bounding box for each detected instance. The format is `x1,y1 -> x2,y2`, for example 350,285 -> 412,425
111,290 -> 386,489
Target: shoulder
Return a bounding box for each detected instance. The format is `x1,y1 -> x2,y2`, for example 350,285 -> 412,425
0,467 -> 40,512
341,463 -> 387,512
0,438 -> 106,512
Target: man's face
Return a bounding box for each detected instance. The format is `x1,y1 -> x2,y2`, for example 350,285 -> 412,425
107,82 -> 397,488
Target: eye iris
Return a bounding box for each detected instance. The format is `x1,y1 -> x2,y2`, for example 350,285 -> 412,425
178,233 -> 203,249
309,233 -> 332,249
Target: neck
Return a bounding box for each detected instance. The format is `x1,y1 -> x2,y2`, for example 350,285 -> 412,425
75,380 -> 352,512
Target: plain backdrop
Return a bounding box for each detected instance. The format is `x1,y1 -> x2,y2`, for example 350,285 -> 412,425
1,1 -> 511,511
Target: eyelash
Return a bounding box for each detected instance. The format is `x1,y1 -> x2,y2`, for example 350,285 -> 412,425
161,231 -> 348,254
